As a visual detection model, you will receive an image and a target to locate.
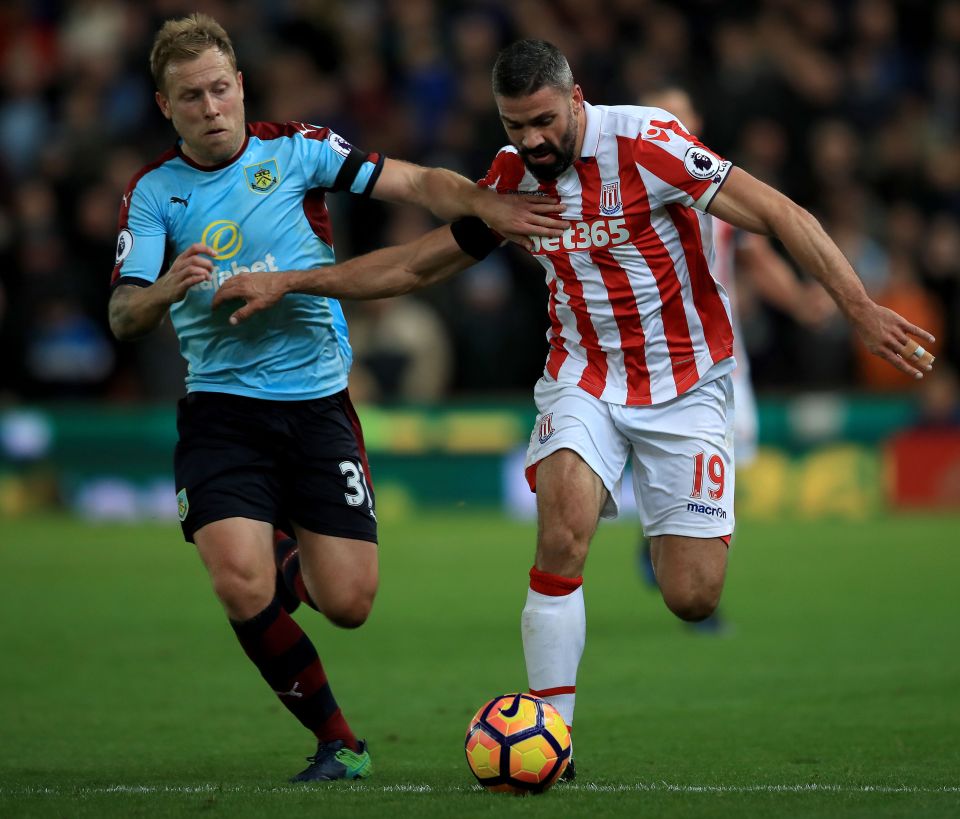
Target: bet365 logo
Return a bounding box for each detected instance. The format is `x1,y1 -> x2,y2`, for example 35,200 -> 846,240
531,217 -> 630,254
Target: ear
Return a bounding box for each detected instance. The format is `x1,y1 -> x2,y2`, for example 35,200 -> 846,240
572,84 -> 584,110
237,71 -> 244,101
155,90 -> 172,121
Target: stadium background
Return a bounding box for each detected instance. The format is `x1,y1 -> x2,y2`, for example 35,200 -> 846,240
0,2 -> 958,815
0,0 -> 957,518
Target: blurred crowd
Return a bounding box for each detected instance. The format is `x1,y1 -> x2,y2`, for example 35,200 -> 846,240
0,0 -> 958,408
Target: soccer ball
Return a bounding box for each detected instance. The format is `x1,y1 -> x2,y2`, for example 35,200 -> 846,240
464,692 -> 571,794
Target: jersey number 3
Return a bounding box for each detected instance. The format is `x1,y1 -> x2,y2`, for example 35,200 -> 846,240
339,460 -> 376,518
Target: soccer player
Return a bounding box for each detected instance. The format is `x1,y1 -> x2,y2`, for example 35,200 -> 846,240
213,39 -> 936,779
634,87 -> 836,632
108,16 -> 565,783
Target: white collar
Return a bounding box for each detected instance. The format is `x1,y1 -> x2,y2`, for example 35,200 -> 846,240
579,101 -> 601,159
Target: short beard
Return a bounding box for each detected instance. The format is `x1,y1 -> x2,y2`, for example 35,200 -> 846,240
521,149 -> 573,181
519,116 -> 578,182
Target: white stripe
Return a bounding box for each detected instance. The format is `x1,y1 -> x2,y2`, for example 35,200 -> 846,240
564,783 -> 960,794
3,782 -> 957,796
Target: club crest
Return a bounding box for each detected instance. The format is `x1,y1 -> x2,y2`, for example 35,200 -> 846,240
599,181 -> 622,215
538,413 -> 556,444
176,488 -> 189,522
244,159 -> 280,194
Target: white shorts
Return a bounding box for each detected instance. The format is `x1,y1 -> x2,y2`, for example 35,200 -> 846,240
524,374 -> 736,539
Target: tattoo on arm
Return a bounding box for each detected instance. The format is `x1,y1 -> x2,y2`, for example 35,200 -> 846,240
109,285 -> 163,340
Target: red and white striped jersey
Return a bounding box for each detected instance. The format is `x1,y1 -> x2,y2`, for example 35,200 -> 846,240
480,101 -> 736,406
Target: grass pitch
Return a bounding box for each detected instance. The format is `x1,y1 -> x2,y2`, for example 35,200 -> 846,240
0,511 -> 958,818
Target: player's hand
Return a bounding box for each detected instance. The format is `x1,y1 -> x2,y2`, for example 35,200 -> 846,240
473,190 -> 566,252
853,303 -> 936,379
156,243 -> 215,304
212,272 -> 288,325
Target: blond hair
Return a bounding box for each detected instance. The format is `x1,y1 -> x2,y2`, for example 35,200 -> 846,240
150,13 -> 237,93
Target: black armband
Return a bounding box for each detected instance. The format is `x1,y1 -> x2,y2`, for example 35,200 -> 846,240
450,217 -> 501,260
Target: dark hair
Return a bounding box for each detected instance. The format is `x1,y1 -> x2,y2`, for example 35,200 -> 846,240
492,39 -> 573,97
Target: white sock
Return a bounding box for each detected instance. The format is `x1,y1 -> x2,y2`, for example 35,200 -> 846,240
521,568 -> 585,730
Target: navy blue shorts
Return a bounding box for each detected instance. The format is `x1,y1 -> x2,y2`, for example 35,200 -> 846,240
173,390 -> 377,544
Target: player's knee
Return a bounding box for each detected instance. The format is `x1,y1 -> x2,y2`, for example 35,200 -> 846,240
662,585 -> 721,622
210,562 -> 274,621
537,520 -> 590,574
324,588 -> 375,629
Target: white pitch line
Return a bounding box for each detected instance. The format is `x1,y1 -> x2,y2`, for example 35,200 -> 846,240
567,783 -> 960,794
1,783 -> 958,796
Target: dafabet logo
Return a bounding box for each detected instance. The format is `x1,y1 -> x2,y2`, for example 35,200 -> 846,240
192,220 -> 279,292
201,220 -> 243,260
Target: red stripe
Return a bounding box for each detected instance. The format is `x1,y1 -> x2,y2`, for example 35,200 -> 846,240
666,204 -> 734,368
577,160 -> 651,404
529,686 -> 576,697
531,177 -> 568,379
529,566 -> 583,596
649,118 -> 698,144
294,659 -> 331,699
524,462 -> 539,493
249,121 -> 330,142
617,136 -> 698,396
342,390 -> 374,490
544,274 -> 567,379
293,575 -> 310,603
497,153 -> 527,191
262,606 -> 307,656
479,150 -> 526,191
633,134 -> 713,202
302,188 -> 333,247
111,148 -> 179,285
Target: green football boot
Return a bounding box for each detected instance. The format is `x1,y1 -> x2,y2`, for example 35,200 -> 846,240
290,739 -> 373,782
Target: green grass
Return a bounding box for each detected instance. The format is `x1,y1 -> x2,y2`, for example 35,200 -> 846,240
1,511 -> 958,818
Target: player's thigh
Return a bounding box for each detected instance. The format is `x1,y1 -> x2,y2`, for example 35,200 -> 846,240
174,392 -> 283,543
650,534 -> 728,620
194,516 -> 276,619
623,375 -> 735,540
283,391 -> 378,545
535,448 -> 608,571
525,377 -> 631,523
295,528 -> 378,629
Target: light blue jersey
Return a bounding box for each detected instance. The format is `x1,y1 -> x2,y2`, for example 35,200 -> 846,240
111,122 -> 383,399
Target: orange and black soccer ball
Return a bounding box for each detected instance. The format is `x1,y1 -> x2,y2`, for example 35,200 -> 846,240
464,692 -> 571,794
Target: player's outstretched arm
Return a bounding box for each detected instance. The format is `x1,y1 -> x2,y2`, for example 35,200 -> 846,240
708,169 -> 935,379
109,243 -> 215,340
370,158 -> 566,249
737,234 -> 836,327
212,222 -> 486,326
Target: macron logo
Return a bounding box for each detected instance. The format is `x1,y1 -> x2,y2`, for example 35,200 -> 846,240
687,501 -> 727,519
